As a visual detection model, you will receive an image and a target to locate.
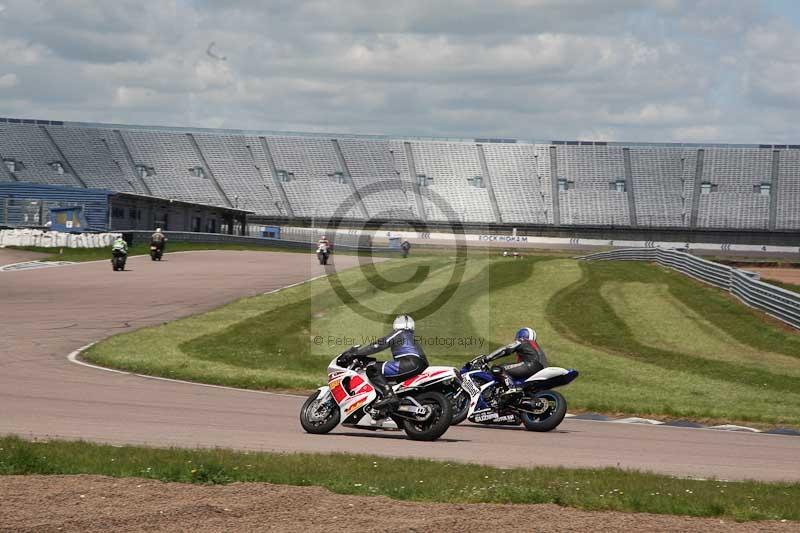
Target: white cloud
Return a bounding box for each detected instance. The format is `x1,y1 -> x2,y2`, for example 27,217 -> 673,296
0,0 -> 796,143
0,72 -> 18,88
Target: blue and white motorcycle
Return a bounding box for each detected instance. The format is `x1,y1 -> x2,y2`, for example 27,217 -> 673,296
450,348 -> 579,431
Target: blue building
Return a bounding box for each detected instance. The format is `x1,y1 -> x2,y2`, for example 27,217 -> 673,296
0,182 -> 250,233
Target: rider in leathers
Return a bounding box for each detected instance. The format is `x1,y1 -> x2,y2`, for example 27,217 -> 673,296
338,315 -> 427,410
485,327 -> 548,400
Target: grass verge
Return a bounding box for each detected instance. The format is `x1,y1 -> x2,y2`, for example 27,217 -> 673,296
85,255 -> 800,426
1,436 -> 797,522
8,242 -> 398,262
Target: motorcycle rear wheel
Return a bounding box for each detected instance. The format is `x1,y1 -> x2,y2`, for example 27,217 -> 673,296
299,392 -> 340,434
520,390 -> 567,432
402,391 -> 452,441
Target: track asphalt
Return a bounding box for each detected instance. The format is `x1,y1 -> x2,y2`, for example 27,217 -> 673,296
1,250 -> 798,482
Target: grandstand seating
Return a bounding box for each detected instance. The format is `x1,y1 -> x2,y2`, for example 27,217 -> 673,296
777,149 -> 800,230
120,130 -> 225,206
483,143 -> 552,224
629,148 -> 694,227
556,145 -> 629,225
697,148 -> 771,229
1,119 -> 798,232
337,138 -> 418,219
265,136 -> 361,219
409,141 -> 495,223
193,133 -> 281,216
0,124 -> 83,188
44,126 -> 138,193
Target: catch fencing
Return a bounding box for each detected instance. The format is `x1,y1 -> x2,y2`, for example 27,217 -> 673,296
578,248 -> 800,329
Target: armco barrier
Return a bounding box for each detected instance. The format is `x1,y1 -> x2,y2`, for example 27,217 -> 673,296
579,248 -> 800,329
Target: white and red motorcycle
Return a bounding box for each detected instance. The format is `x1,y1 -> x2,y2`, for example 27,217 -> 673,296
300,351 -> 458,441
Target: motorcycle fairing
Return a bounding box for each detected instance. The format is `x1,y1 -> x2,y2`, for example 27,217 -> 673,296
324,369 -> 379,425
522,367 -> 579,391
394,366 -> 458,393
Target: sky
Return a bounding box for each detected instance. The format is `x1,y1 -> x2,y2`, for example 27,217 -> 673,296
0,0 -> 798,143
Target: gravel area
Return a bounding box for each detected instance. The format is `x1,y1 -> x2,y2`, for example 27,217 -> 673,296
0,475 -> 795,532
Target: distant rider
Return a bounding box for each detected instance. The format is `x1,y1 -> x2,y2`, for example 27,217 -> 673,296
317,235 -> 331,252
338,314 -> 428,410
400,240 -> 411,258
484,327 -> 548,400
150,227 -> 167,252
111,236 -> 128,255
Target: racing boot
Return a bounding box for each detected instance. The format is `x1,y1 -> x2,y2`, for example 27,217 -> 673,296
367,366 -> 399,410
498,375 -> 522,407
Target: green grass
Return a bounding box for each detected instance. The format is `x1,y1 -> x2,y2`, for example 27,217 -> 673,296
8,241 -> 402,262
764,280 -> 800,294
85,254 -> 800,426
1,436 -> 796,521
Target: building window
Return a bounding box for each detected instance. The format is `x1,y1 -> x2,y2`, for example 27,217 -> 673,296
189,166 -> 206,179
135,165 -> 155,178
111,207 -> 125,219
754,183 -> 771,195
700,182 -> 718,195
330,171 -> 348,184
4,158 -> 24,172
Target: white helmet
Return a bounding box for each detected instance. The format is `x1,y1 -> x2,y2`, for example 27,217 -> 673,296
392,314 -> 415,331
156,227 -> 162,232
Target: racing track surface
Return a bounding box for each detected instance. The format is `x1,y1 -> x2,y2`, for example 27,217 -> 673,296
1,250 -> 799,483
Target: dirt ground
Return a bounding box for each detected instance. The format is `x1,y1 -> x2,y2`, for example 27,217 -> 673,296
751,268 -> 800,285
0,476 -> 794,532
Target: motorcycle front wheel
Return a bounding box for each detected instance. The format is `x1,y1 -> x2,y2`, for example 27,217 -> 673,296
520,390 -> 567,432
402,391 -> 452,441
299,392 -> 340,434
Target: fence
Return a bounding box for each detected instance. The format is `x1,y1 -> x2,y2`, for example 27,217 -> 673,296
578,248 -> 800,329
0,229 -> 118,248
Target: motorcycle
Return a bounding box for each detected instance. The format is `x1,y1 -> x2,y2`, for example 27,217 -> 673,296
111,249 -> 127,271
150,243 -> 163,261
300,351 -> 458,441
450,348 -> 579,431
316,246 -> 330,265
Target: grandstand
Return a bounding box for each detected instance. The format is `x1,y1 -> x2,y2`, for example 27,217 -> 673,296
0,117 -> 798,236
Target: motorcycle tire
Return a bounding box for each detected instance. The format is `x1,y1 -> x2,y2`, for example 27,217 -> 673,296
402,391 -> 452,441
450,389 -> 470,425
520,390 -> 567,432
299,392 -> 340,434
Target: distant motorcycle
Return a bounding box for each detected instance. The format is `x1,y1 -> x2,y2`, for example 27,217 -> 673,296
316,246 -> 330,265
150,243 -> 164,261
450,348 -> 579,431
111,249 -> 127,271
300,350 -> 458,441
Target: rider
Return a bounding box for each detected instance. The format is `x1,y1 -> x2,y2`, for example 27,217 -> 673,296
150,227 -> 167,252
400,240 -> 411,258
317,235 -> 331,253
338,314 -> 427,409
485,327 -> 548,400
111,236 -> 128,255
